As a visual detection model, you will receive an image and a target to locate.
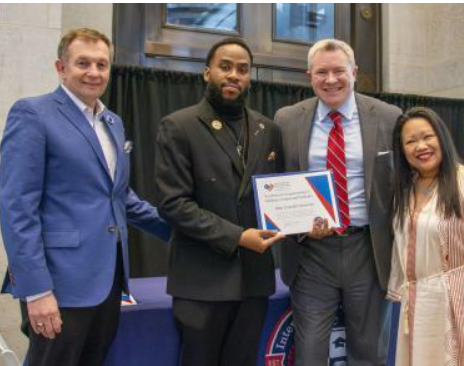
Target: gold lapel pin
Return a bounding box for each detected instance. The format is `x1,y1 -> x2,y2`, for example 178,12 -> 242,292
267,151 -> 276,162
259,123 -> 265,130
212,120 -> 223,130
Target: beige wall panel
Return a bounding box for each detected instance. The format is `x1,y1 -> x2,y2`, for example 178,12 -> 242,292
62,3 -> 113,40
385,3 -> 464,97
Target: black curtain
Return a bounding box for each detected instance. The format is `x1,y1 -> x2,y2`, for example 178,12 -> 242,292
104,65 -> 464,277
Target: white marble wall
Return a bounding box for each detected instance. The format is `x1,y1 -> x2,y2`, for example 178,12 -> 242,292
0,4 -> 112,363
426,4 -> 464,97
0,4 -> 61,134
62,3 -> 113,41
383,3 -> 464,98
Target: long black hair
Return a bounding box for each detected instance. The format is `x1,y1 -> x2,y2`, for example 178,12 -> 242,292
392,106 -> 461,229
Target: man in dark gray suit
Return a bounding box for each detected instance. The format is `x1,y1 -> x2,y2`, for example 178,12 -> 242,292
275,39 -> 401,366
155,37 -> 284,366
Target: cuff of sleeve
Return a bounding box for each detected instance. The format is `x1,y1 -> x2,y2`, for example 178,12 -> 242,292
26,290 -> 52,303
11,265 -> 53,299
224,225 -> 244,256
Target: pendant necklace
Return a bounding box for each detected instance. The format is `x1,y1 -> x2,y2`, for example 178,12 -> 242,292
223,118 -> 247,169
224,119 -> 245,157
415,177 -> 437,197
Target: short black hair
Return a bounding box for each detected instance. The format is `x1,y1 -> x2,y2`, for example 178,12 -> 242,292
205,37 -> 253,67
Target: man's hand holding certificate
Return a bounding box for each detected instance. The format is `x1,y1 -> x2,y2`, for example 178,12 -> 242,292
238,228 -> 285,253
252,170 -> 341,235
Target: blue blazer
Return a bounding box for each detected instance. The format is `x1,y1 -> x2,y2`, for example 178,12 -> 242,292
0,86 -> 170,307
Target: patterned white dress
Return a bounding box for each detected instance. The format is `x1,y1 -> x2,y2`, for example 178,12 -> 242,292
388,174 -> 464,366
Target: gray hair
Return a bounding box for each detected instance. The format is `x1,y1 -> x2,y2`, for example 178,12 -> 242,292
307,39 -> 356,71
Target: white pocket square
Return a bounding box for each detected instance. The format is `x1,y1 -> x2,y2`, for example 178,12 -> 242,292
377,150 -> 391,156
124,141 -> 133,154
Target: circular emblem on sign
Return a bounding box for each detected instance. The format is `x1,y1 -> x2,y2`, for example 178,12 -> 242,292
265,308 -> 295,366
265,306 -> 347,366
212,120 -> 223,130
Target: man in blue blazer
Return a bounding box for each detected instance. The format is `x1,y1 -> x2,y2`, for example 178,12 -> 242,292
0,28 -> 170,366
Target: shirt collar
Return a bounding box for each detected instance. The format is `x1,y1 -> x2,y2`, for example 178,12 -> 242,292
316,92 -> 356,122
61,84 -> 106,118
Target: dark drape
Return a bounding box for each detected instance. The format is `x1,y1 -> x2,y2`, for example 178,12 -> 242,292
104,68 -> 206,276
104,65 -> 464,277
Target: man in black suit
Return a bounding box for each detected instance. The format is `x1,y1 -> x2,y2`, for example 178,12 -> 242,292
155,37 -> 284,366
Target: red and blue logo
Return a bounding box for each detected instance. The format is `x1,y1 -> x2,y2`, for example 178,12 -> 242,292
264,307 -> 347,366
265,308 -> 295,366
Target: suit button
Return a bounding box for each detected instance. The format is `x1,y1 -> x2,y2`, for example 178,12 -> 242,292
108,226 -> 117,233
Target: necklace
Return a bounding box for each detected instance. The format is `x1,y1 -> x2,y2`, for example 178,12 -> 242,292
415,185 -> 435,196
224,119 -> 246,156
414,177 -> 437,197
223,118 -> 247,171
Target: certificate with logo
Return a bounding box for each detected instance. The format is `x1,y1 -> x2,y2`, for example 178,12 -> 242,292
252,170 -> 341,235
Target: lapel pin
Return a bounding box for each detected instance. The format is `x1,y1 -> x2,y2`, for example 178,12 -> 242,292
267,151 -> 276,162
103,115 -> 114,124
255,123 -> 265,135
212,120 -> 223,130
124,141 -> 133,154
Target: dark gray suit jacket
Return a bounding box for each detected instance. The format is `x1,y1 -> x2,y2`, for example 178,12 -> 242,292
275,93 -> 402,290
155,98 -> 283,301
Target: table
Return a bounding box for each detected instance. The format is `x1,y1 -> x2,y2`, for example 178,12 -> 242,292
104,272 -> 399,366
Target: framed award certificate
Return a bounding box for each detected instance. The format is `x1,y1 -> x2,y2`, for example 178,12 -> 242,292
252,170 -> 341,235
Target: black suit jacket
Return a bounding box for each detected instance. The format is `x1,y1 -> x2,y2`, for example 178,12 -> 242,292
155,99 -> 283,301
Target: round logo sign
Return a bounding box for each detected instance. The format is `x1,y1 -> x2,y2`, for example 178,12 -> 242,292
264,306 -> 347,366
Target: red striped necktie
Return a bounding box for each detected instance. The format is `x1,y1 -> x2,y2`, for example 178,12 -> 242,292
327,111 -> 350,233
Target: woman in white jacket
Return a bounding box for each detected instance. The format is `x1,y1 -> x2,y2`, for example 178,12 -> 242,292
389,106 -> 464,366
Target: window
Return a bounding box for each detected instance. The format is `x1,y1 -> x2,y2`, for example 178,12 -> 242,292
274,3 -> 335,44
114,4 -> 381,91
165,4 -> 238,33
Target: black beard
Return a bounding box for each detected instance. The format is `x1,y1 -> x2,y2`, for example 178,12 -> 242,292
205,82 -> 249,116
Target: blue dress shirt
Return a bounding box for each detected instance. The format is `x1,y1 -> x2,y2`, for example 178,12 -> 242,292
308,93 -> 368,226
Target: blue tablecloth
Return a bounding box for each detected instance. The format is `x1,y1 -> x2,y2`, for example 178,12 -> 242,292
104,272 -> 399,366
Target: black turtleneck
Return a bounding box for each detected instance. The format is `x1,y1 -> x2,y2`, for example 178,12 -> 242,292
205,84 -> 248,161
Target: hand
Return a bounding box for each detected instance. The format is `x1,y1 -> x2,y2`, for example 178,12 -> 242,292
306,218 -> 336,240
239,229 -> 285,253
27,293 -> 62,339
